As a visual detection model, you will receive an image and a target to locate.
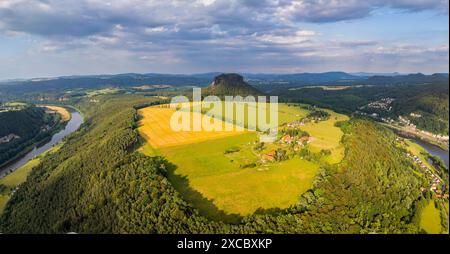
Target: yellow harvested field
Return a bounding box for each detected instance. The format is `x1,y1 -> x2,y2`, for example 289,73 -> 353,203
45,105 -> 71,122
138,107 -> 246,148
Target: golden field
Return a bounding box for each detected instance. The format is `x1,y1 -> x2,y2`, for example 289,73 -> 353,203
137,106 -> 246,149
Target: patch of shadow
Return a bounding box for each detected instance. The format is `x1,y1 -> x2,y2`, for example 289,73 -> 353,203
166,163 -> 243,224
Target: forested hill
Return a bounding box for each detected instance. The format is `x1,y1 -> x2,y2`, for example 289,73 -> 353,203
276,81 -> 449,135
0,95 -> 440,233
0,74 -> 213,93
365,73 -> 449,85
393,83 -> 449,135
202,73 -> 263,96
0,105 -> 45,137
0,105 -> 55,166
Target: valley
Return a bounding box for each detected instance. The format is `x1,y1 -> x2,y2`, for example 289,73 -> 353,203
0,0 -> 449,244
137,102 -> 347,221
0,73 -> 448,234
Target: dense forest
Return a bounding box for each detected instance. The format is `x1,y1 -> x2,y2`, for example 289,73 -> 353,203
0,105 -> 58,167
1,95 -> 441,233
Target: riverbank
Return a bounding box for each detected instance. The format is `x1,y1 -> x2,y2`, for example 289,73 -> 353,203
0,109 -> 83,178
0,108 -> 83,214
413,138 -> 449,169
0,106 -> 70,170
383,123 -> 449,151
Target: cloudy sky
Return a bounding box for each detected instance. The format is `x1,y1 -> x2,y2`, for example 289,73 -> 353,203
0,0 -> 448,79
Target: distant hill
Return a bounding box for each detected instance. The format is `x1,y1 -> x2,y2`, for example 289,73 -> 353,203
1,72 -> 448,100
0,73 -> 212,91
202,73 -> 263,96
0,71 -> 366,94
365,73 -> 449,85
350,72 -> 403,77
244,71 -> 365,83
274,75 -> 449,134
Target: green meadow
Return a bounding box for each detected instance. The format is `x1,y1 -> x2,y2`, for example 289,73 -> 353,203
160,133 -> 319,221
420,201 -> 442,234
301,109 -> 349,164
0,159 -> 41,214
139,103 -> 348,222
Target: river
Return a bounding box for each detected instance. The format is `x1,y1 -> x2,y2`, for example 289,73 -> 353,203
413,138 -> 449,169
0,110 -> 83,178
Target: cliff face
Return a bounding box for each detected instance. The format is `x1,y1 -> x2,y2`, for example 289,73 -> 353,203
203,73 -> 262,97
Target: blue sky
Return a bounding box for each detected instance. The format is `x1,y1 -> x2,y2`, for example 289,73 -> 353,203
0,0 -> 448,79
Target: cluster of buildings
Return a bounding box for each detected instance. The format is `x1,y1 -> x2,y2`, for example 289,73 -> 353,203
405,150 -> 448,199
0,133 -> 21,144
380,116 -> 395,123
357,100 -> 448,145
259,119 -> 314,163
280,134 -> 310,145
398,116 -> 449,143
286,119 -> 307,128
362,97 -> 395,111
416,129 -> 449,142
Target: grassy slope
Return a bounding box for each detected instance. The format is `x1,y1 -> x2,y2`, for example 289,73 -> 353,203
0,144 -> 62,215
0,158 -> 41,214
420,201 -> 442,234
0,159 -> 41,188
301,109 -> 349,164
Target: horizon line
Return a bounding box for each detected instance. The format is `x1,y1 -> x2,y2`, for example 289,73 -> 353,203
1,71 -> 449,83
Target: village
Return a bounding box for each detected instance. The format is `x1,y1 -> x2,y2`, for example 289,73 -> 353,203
227,114 -> 326,166
397,137 -> 448,199
259,133 -> 313,163
356,101 -> 449,148
360,97 -> 395,111
398,115 -> 449,143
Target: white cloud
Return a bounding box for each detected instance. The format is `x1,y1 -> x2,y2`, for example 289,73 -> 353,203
145,26 -> 168,33
0,0 -> 448,77
256,30 -> 315,44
